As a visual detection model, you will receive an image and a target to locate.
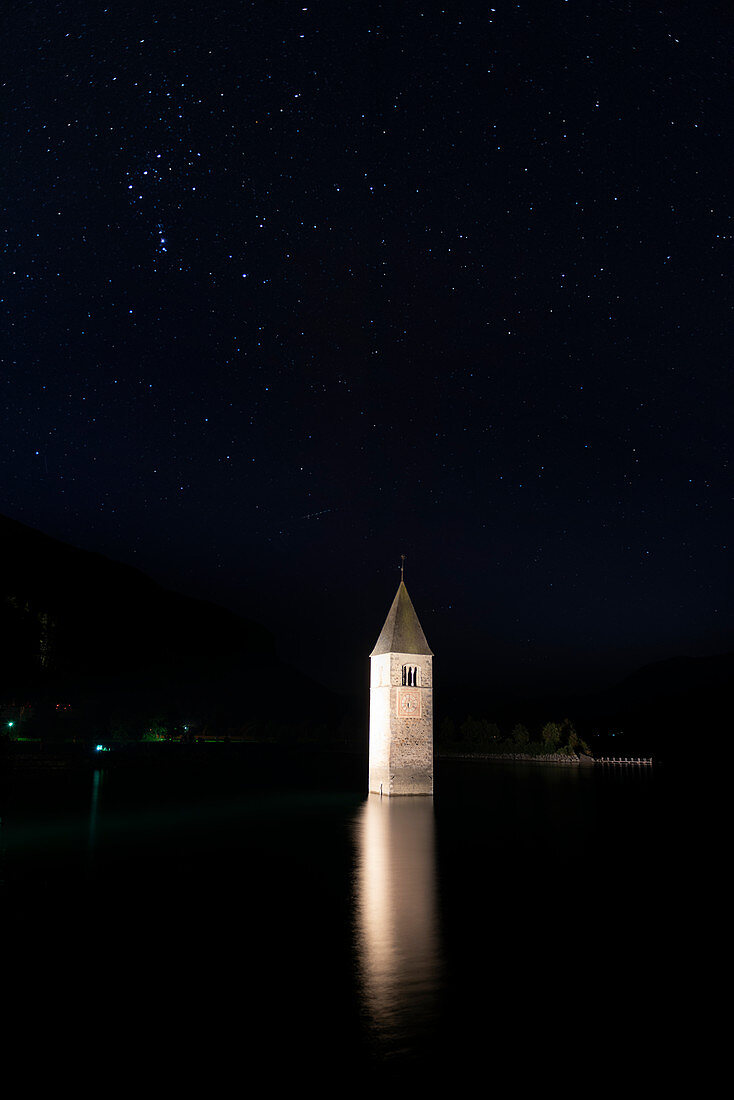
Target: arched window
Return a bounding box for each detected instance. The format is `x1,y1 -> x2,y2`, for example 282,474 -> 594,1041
402,664 -> 420,687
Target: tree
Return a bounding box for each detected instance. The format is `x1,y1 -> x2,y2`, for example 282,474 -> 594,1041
142,720 -> 168,742
460,715 -> 483,745
541,721 -> 563,752
511,723 -> 530,748
563,722 -> 590,755
460,716 -> 501,747
438,716 -> 456,745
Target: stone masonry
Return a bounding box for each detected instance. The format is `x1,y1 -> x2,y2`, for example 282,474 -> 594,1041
368,582 -> 433,796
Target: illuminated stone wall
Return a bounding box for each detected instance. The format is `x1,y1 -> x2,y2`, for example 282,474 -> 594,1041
369,651 -> 433,795
368,653 -> 392,795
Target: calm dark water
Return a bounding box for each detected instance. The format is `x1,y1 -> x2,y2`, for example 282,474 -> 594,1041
1,747 -> 682,1086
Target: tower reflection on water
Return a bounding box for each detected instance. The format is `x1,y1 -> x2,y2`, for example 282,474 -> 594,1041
353,794 -> 443,1054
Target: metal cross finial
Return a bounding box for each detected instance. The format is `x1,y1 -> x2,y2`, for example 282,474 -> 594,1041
400,554 -> 406,582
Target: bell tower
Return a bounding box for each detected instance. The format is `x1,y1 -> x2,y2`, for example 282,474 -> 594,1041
368,572 -> 434,796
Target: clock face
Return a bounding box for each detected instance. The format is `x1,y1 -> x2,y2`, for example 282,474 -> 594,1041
398,689 -> 421,718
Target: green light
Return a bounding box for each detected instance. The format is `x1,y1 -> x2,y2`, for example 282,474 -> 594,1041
7,721 -> 14,728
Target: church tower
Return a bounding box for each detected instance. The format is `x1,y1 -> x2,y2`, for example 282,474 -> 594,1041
369,578 -> 434,796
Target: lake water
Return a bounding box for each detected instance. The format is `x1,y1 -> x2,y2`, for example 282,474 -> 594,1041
1,747 -> 681,1086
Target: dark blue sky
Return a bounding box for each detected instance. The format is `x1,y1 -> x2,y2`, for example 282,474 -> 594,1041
2,1 -> 731,693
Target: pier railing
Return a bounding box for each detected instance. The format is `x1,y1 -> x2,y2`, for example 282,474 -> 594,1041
595,757 -> 653,766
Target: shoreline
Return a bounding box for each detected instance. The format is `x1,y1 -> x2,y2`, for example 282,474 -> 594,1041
438,750 -> 595,767
3,742 -> 656,771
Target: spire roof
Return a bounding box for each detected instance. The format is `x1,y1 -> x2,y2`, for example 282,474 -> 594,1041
370,581 -> 433,657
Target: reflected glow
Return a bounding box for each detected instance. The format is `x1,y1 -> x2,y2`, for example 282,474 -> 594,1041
88,768 -> 103,861
353,795 -> 442,1050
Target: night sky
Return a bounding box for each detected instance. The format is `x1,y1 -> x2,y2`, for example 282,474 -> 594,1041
3,1 -> 731,695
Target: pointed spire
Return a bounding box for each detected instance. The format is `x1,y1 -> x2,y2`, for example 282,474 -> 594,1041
370,580 -> 433,656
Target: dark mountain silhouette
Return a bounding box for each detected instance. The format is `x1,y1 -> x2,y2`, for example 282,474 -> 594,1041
577,651 -> 732,760
438,650 -> 731,762
599,652 -> 733,711
0,513 -> 346,741
2,513 -> 725,758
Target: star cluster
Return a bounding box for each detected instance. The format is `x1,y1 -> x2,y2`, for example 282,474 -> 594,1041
2,1 -> 731,690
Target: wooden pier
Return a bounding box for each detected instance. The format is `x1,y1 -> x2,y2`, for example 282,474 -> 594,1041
595,757 -> 653,767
